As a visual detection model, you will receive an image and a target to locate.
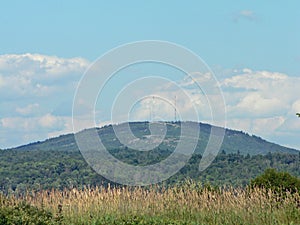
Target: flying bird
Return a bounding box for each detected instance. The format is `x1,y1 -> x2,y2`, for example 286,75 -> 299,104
297,113 -> 300,117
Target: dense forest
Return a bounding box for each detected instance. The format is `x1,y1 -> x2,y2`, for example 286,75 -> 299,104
1,122 -> 299,192
1,148 -> 300,192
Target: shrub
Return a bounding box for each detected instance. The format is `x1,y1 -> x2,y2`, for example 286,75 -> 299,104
251,168 -> 300,194
0,194 -> 56,225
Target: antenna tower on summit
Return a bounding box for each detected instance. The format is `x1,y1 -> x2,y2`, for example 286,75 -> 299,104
174,95 -> 177,122
152,96 -> 155,122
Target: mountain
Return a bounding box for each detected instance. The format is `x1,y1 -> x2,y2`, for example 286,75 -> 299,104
10,121 -> 298,155
1,121 -> 299,191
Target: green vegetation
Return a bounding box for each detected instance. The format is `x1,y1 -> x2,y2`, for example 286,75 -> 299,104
0,194 -> 56,225
1,122 -> 299,192
1,122 -> 300,224
1,148 -> 300,192
2,181 -> 300,225
11,122 -> 298,156
251,168 -> 300,194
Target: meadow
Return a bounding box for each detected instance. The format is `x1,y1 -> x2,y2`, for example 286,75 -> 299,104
1,181 -> 300,225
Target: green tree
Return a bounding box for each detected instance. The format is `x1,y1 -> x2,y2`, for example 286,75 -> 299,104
251,168 -> 300,194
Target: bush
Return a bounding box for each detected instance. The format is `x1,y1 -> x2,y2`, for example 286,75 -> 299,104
0,194 -> 56,225
251,168 -> 300,194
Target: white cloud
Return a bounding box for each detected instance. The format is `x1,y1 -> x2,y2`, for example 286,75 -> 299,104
1,53 -> 300,150
0,114 -> 69,148
1,114 -> 65,131
0,53 -> 89,99
220,69 -> 300,148
233,92 -> 285,116
292,100 -> 300,113
239,10 -> 255,17
223,69 -> 288,91
0,53 -> 88,76
0,53 -> 90,117
127,68 -> 300,149
16,103 -> 40,116
117,73 -> 224,126
252,117 -> 285,134
233,10 -> 257,22
38,113 -> 62,128
0,53 -> 90,148
222,70 -> 300,117
181,72 -> 214,87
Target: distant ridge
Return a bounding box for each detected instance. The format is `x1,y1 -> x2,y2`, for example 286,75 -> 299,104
9,121 -> 298,155
1,121 -> 299,191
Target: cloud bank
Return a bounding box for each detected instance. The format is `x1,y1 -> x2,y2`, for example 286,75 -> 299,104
221,69 -> 300,148
0,54 -> 89,147
0,53 -> 299,149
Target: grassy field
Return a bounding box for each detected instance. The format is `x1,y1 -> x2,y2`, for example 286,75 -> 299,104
1,182 -> 300,225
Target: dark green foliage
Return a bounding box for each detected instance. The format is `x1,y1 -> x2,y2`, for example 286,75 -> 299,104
251,168 -> 300,193
1,122 -> 299,191
91,215 -> 195,225
1,147 -> 300,192
11,122 -> 298,156
173,151 -> 300,187
0,194 -> 55,225
0,149 -> 99,192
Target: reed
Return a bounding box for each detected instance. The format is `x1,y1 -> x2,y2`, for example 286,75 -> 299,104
3,182 -> 300,224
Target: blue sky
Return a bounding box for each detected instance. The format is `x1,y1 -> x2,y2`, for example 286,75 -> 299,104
0,1 -> 300,149
1,1 -> 299,75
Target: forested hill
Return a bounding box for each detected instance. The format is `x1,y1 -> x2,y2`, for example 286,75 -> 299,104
9,121 -> 298,156
1,121 -> 299,191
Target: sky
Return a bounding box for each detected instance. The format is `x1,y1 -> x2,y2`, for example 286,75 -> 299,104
0,1 -> 300,149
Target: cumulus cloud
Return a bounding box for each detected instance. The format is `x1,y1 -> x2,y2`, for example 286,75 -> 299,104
221,69 -> 300,147
0,114 -> 71,148
230,92 -> 285,116
0,53 -> 89,99
0,54 -> 89,114
16,103 -> 40,116
0,53 -> 88,76
1,114 -> 65,132
222,69 -> 300,116
0,53 -> 90,148
1,53 -> 300,150
291,100 -> 300,113
129,68 -> 300,148
114,72 -> 225,126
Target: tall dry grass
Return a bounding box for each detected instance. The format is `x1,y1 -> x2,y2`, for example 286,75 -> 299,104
6,181 -> 300,224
